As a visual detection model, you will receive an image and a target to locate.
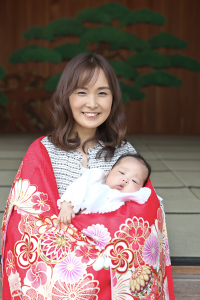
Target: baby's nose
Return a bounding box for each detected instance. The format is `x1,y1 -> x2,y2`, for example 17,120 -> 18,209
123,178 -> 128,183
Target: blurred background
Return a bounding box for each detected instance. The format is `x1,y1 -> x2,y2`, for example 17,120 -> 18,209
0,1 -> 200,298
0,0 -> 200,135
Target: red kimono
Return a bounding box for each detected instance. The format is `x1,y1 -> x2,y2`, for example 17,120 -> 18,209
1,137 -> 175,299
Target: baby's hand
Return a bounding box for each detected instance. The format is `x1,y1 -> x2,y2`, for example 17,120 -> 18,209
57,201 -> 75,225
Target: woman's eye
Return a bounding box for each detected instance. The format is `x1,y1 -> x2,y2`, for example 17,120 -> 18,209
99,92 -> 107,96
77,91 -> 86,95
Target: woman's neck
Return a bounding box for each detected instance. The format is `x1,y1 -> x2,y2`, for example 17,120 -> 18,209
71,127 -> 98,149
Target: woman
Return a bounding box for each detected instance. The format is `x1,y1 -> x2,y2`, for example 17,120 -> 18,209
1,53 -> 175,299
42,53 -> 135,198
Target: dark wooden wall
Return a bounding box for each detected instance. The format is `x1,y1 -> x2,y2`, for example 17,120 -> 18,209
0,0 -> 200,134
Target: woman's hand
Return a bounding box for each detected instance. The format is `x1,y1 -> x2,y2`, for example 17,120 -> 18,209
57,201 -> 75,225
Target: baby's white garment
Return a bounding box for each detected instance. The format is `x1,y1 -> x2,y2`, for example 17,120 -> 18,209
81,166 -> 89,175
58,168 -> 151,214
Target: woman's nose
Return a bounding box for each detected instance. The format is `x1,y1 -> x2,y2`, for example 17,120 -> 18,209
86,95 -> 98,109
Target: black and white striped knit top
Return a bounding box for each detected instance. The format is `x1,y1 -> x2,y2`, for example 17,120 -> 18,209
41,136 -> 136,197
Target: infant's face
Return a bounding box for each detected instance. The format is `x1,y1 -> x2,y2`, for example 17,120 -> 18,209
105,156 -> 148,193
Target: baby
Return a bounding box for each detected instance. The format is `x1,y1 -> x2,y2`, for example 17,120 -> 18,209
57,153 -> 151,224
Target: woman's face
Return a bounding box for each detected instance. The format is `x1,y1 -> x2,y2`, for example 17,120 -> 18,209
69,68 -> 113,138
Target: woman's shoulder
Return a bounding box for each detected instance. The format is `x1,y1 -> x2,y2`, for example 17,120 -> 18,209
41,136 -> 56,151
39,137 -> 59,160
40,136 -> 67,156
40,136 -> 80,160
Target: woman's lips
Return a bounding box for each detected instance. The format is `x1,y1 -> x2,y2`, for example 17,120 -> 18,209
82,112 -> 100,118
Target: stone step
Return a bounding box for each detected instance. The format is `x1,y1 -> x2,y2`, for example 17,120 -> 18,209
172,265 -> 200,274
173,275 -> 200,300
172,266 -> 200,299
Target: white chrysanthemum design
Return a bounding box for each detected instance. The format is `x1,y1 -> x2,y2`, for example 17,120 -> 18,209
52,273 -> 100,300
10,178 -> 50,215
8,271 -> 21,293
82,224 -> 111,250
54,252 -> 86,283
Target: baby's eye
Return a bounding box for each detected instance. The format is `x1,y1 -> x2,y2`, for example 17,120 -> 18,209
132,179 -> 137,184
119,171 -> 124,175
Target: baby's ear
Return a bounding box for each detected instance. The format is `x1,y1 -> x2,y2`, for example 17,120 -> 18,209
105,170 -> 111,181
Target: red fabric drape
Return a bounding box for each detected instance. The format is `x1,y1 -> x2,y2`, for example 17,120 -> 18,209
1,137 -> 175,299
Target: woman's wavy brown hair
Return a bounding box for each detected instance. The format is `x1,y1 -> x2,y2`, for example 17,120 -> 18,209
48,53 -> 127,160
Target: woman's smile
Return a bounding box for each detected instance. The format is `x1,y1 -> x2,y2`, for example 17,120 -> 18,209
82,112 -> 100,118
69,68 -> 113,138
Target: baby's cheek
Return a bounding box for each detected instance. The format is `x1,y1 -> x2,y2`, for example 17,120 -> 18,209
127,185 -> 140,193
105,177 -> 112,189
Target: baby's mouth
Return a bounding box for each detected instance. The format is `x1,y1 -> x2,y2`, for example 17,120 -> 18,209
116,184 -> 124,190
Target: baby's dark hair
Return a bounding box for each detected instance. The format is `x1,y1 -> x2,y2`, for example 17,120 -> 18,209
112,152 -> 151,186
